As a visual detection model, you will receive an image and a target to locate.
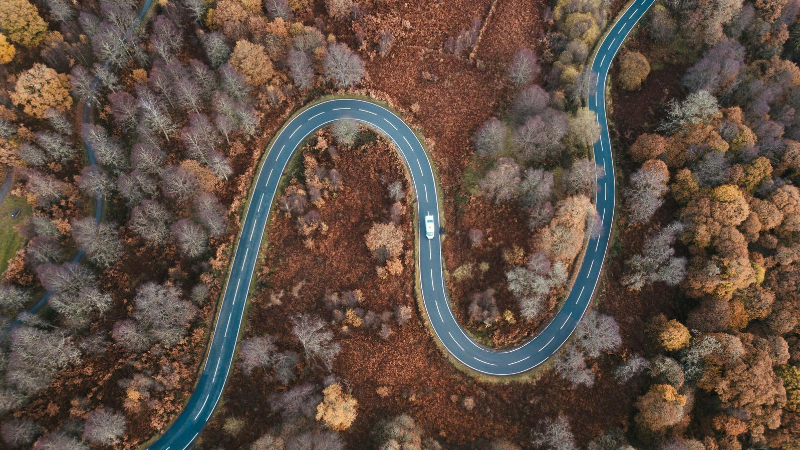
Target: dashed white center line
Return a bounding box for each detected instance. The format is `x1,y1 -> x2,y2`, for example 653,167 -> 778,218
428,241 -> 432,260
561,312 -> 573,329
195,396 -> 210,419
249,221 -> 256,240
449,332 -> 465,351
424,184 -> 429,202
539,336 -> 556,352
508,355 -> 530,365
358,108 -> 377,115
609,37 -> 616,47
267,168 -> 274,185
289,126 -> 301,138
604,182 -> 607,200
601,207 -> 607,225
241,248 -> 249,270
384,117 -> 398,130
430,269 -> 435,291
600,54 -> 606,66
403,136 -> 411,149
474,357 -> 497,366
632,7 -> 639,15
332,107 -> 351,111
595,238 -> 601,251
588,260 -> 595,274
578,286 -> 585,302
277,144 -> 286,159
436,301 -> 443,321
308,112 -> 324,121
224,315 -> 231,337
416,159 -> 423,173
257,193 -> 265,212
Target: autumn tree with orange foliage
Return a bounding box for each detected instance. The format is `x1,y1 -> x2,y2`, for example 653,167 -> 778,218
649,314 -> 690,352
619,51 -> 651,91
0,33 -> 15,64
316,383 -> 357,431
229,40 -> 274,86
0,0 -> 47,48
635,384 -> 687,433
10,64 -> 73,119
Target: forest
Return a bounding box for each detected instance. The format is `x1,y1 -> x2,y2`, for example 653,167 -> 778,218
0,0 -> 797,448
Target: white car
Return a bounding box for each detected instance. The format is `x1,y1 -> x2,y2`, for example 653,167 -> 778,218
425,214 -> 435,240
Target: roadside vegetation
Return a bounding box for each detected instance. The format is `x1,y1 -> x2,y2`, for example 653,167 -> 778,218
0,0 -> 797,448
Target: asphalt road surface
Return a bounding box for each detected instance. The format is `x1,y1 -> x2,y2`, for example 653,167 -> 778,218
148,0 -> 654,447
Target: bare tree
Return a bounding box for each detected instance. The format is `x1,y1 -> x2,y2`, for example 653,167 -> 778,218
30,431 -> 88,450
553,345 -> 594,388
26,236 -> 64,267
130,200 -> 173,245
181,0 -> 208,22
623,222 -> 687,290
202,32 -> 230,68
7,326 -> 80,396
265,0 -> 292,20
480,158 -> 520,203
324,43 -> 365,88
286,431 -> 343,450
378,30 -> 394,56
71,217 -> 123,268
574,310 -> 621,358
108,90 -> 138,131
149,15 -> 183,63
512,84 -> 550,120
171,219 -> 208,258
238,335 -> 277,375
507,48 -> 540,87
519,168 -> 553,208
35,131 -> 75,163
24,169 -> 66,207
626,160 -> 669,223
473,117 -> 507,157
131,143 -> 166,174
117,170 -> 159,206
84,123 -> 129,170
468,289 -> 499,325
291,314 -> 341,371
45,109 -> 73,135
0,285 -> 30,316
83,408 -> 126,446
194,193 -> 227,236
18,143 -> 47,167
331,119 -> 358,146
287,49 -> 314,90
1,419 -> 41,449
160,165 -> 198,203
614,354 -> 649,383
70,65 -> 101,106
270,383 -> 322,419
77,166 -> 114,199
531,415 -> 578,450
123,282 -> 197,349
137,87 -> 177,140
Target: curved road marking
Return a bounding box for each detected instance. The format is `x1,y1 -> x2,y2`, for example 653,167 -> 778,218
146,1 -> 655,447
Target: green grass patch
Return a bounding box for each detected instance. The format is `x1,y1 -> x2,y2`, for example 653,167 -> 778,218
0,196 -> 32,276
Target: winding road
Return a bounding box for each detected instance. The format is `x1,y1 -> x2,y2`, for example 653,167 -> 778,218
148,0 -> 654,448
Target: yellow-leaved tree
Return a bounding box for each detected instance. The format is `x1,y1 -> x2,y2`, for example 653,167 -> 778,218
10,63 -> 73,118
0,33 -> 15,64
315,383 -> 358,431
0,0 -> 48,48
